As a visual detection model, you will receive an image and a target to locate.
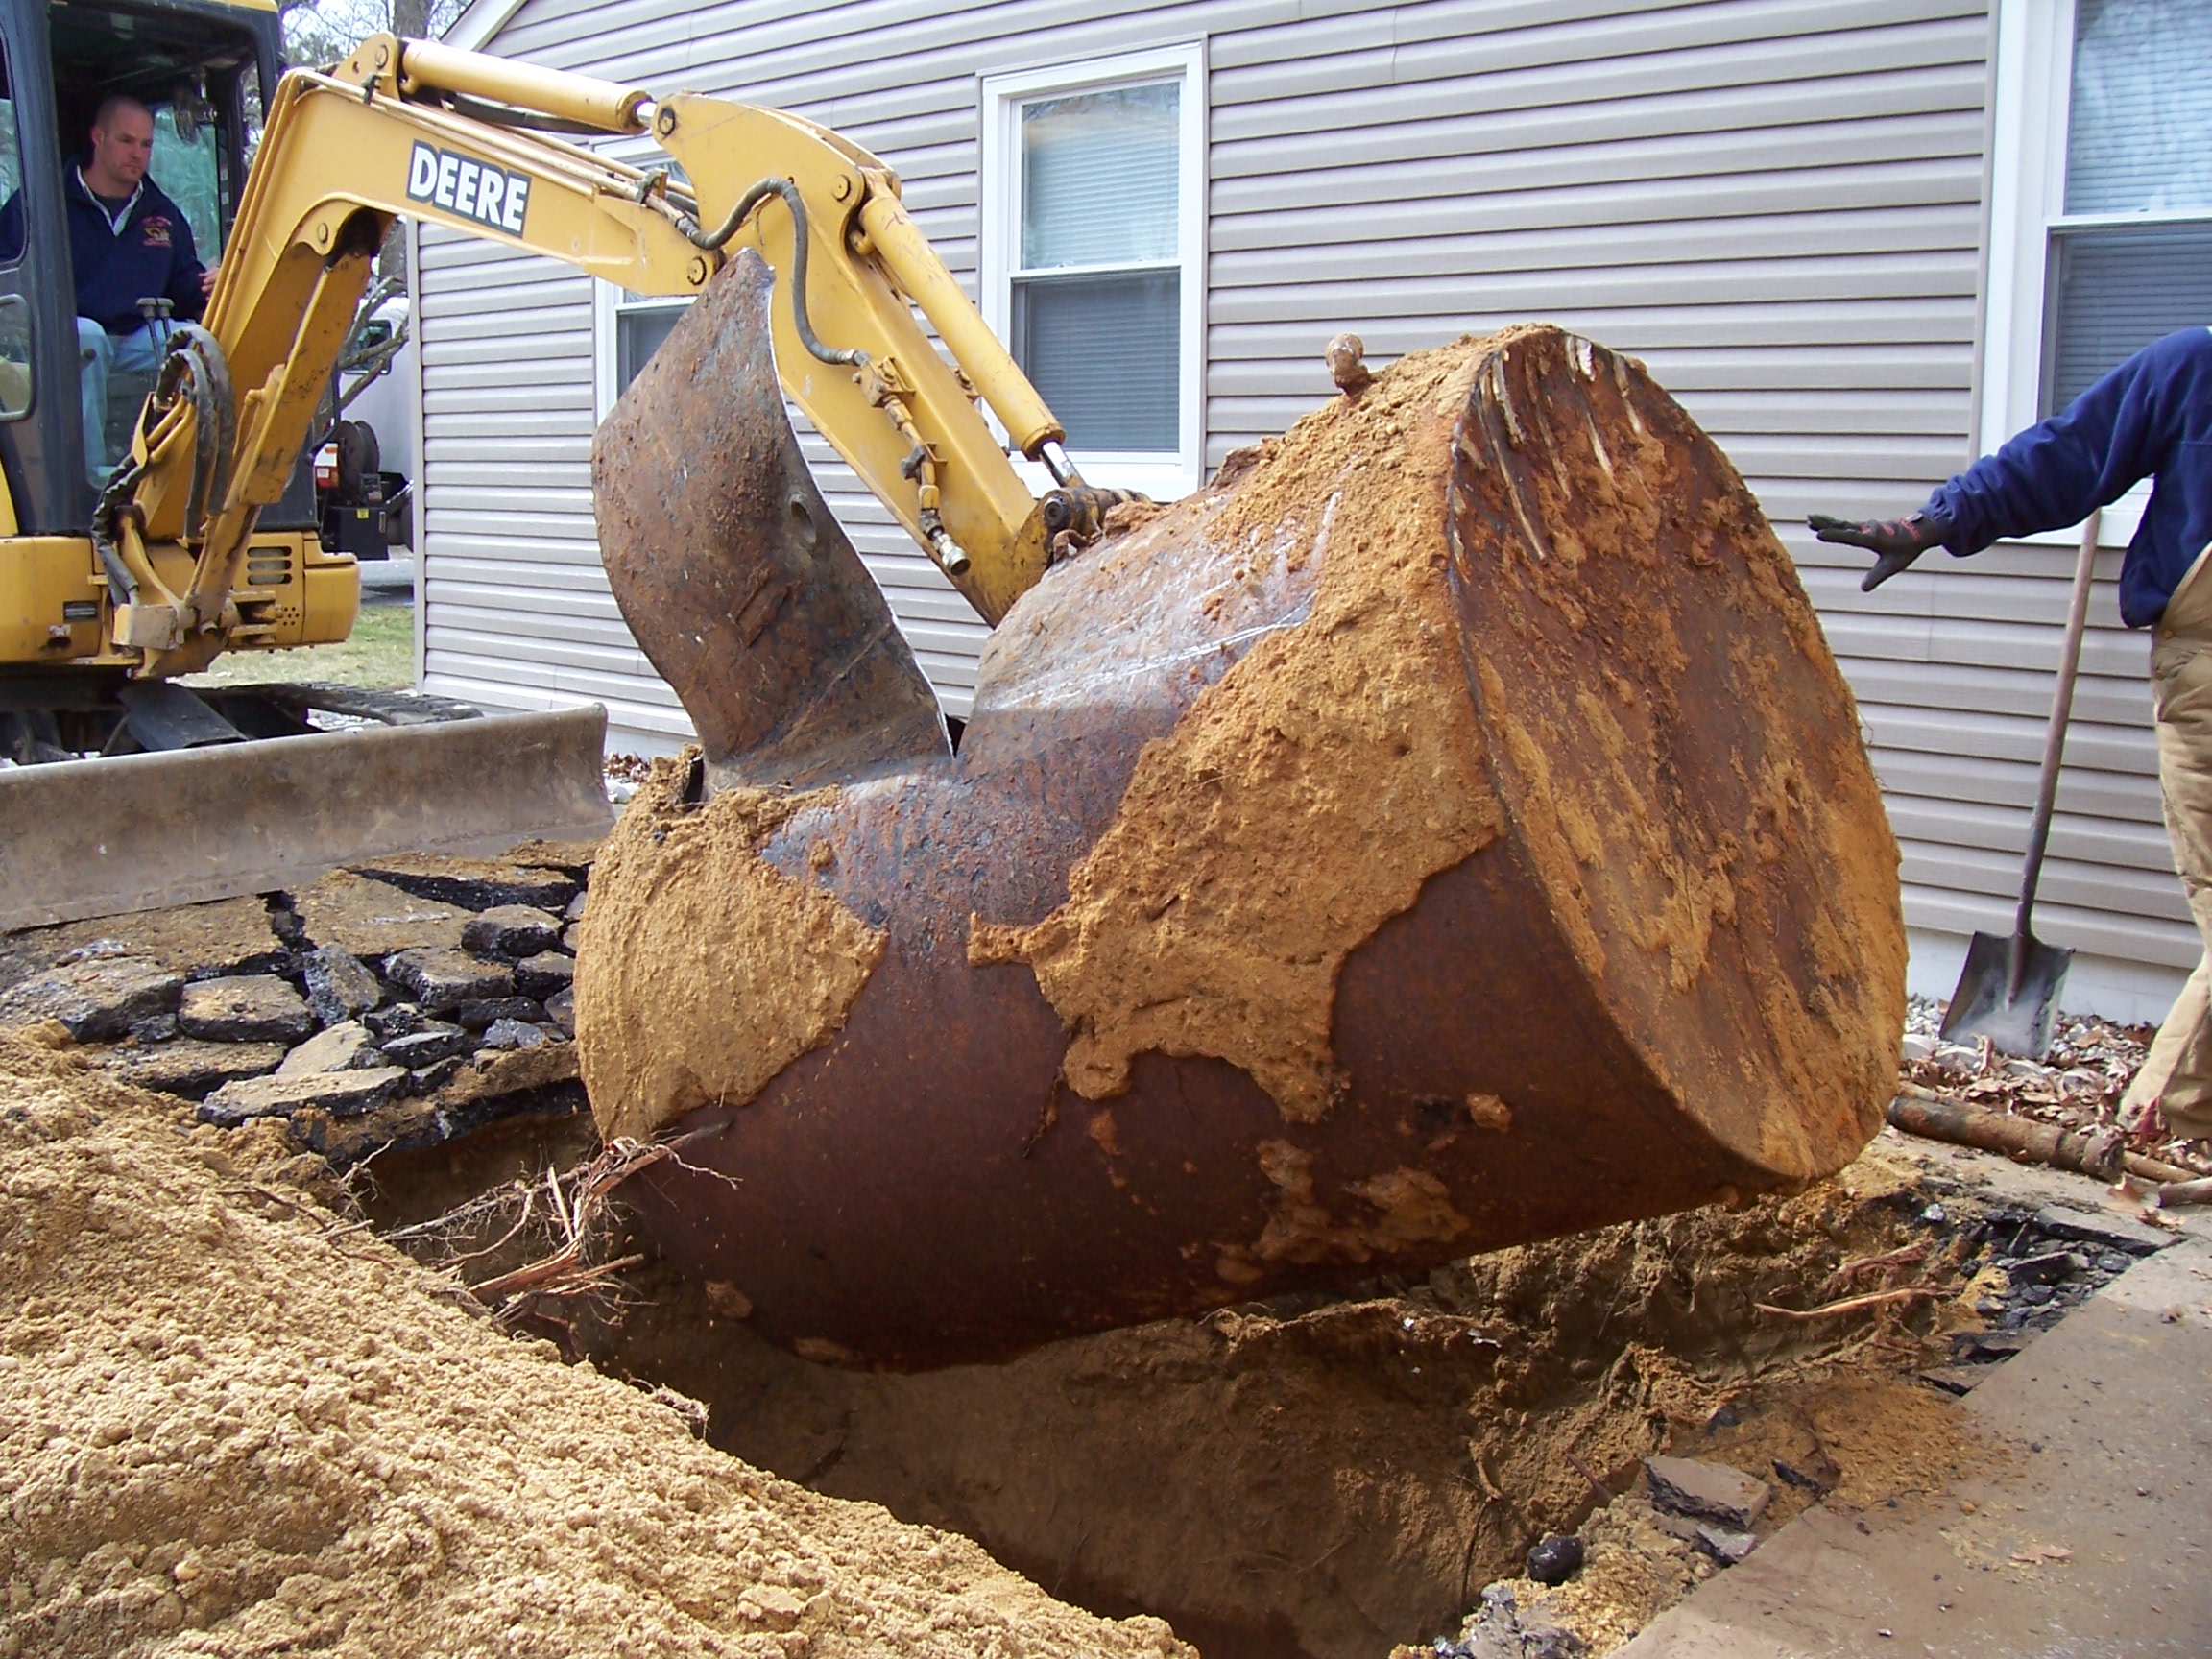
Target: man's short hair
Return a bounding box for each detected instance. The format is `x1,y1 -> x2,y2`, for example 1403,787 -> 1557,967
91,94 -> 152,133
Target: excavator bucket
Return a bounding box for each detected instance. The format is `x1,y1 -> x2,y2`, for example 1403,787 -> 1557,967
587,263 -> 1906,1370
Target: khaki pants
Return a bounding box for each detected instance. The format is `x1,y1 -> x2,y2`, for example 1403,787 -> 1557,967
2123,545 -> 2212,1137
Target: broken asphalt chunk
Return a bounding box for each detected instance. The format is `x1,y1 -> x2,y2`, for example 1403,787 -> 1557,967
2006,1249 -> 2086,1286
456,996 -> 541,1031
478,1018 -> 547,1052
177,975 -> 316,1045
276,1021 -> 385,1077
1648,1507 -> 1760,1565
0,956 -> 181,1042
461,904 -> 565,957
1644,1456 -> 1770,1530
2030,1204 -> 2173,1256
95,1037 -> 287,1099
199,1065 -> 408,1125
384,948 -> 514,1012
378,1022 -> 473,1069
363,1002 -> 426,1041
513,951 -> 574,999
302,943 -> 381,1025
296,870 -> 467,957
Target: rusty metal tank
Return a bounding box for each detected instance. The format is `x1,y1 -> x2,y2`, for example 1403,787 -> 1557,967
582,254 -> 1906,1370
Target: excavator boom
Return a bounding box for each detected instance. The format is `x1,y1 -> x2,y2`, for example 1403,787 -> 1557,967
111,33 -> 1101,685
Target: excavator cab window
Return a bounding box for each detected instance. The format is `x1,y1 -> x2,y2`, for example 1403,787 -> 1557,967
45,0 -> 265,482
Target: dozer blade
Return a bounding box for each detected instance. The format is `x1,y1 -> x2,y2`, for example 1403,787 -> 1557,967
581,323 -> 1907,1371
0,706 -> 613,932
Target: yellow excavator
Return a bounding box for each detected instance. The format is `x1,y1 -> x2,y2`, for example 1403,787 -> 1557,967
0,0 -> 1127,928
0,1 -> 1909,1367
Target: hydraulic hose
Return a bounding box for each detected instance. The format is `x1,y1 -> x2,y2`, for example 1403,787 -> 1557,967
685,178 -> 867,370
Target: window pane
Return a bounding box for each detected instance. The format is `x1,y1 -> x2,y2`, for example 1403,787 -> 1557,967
2046,221 -> 2212,409
1012,268 -> 1177,450
2066,0 -> 2212,213
1021,82 -> 1178,270
617,305 -> 685,396
150,104 -> 223,262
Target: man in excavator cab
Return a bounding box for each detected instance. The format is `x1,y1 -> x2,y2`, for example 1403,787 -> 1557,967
63,92 -> 217,486
0,90 -> 214,488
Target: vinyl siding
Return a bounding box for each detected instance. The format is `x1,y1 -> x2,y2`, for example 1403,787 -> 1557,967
419,0 -> 2192,1009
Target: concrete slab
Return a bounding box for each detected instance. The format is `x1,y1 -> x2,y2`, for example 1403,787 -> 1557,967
1619,1233 -> 2212,1657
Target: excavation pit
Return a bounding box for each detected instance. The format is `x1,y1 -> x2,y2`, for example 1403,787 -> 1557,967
355,1110 -> 2008,1659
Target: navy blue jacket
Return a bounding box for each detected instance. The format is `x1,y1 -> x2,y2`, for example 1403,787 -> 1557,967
1924,327 -> 2212,628
0,167 -> 207,337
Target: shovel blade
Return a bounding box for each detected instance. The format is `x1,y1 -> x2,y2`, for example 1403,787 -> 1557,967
1938,928 -> 2074,1059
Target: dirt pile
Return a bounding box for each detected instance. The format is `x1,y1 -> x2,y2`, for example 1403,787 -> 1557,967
395,1135 -> 1996,1659
0,1034 -> 1190,1659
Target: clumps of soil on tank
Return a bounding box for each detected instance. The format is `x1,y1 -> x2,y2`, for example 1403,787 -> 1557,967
577,761 -> 885,1142
359,1120 -> 1998,1659
969,335 -> 1519,1124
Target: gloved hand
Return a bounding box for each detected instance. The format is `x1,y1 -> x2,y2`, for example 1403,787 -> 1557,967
1808,511 -> 1950,591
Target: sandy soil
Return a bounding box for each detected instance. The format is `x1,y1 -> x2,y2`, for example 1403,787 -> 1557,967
0,1033 -> 1190,1659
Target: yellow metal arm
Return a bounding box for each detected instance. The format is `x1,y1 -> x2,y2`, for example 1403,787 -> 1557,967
111,33 -> 1082,676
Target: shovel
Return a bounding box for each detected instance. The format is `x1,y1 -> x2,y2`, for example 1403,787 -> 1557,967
1939,507 -> 2102,1058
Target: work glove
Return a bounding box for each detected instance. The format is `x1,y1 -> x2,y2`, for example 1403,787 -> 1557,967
1807,511 -> 1950,591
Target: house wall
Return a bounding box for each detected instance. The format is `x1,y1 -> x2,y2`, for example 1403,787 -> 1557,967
417,0 -> 2192,1020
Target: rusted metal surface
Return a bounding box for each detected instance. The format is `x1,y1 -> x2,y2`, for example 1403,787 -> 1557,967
593,250 -> 948,792
596,325 -> 1898,1369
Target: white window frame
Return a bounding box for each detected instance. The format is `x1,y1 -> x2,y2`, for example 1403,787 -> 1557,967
591,135 -> 690,418
594,281 -> 692,419
1981,0 -> 2188,543
979,43 -> 1207,503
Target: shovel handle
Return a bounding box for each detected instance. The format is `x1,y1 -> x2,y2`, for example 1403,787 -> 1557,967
2015,508 -> 2101,937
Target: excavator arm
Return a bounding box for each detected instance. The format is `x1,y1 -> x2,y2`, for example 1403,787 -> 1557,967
105,33 -> 1114,679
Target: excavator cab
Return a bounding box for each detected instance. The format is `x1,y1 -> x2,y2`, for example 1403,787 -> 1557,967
0,0 -> 278,532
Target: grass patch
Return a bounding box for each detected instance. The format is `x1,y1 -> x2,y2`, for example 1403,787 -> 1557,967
185,603 -> 416,691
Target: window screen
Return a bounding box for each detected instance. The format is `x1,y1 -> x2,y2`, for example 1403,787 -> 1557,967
1013,80 -> 1180,452
2045,0 -> 2212,409
1012,269 -> 1179,450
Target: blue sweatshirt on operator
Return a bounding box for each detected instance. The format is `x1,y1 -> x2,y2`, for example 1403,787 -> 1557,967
0,166 -> 207,337
1924,326 -> 2212,629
